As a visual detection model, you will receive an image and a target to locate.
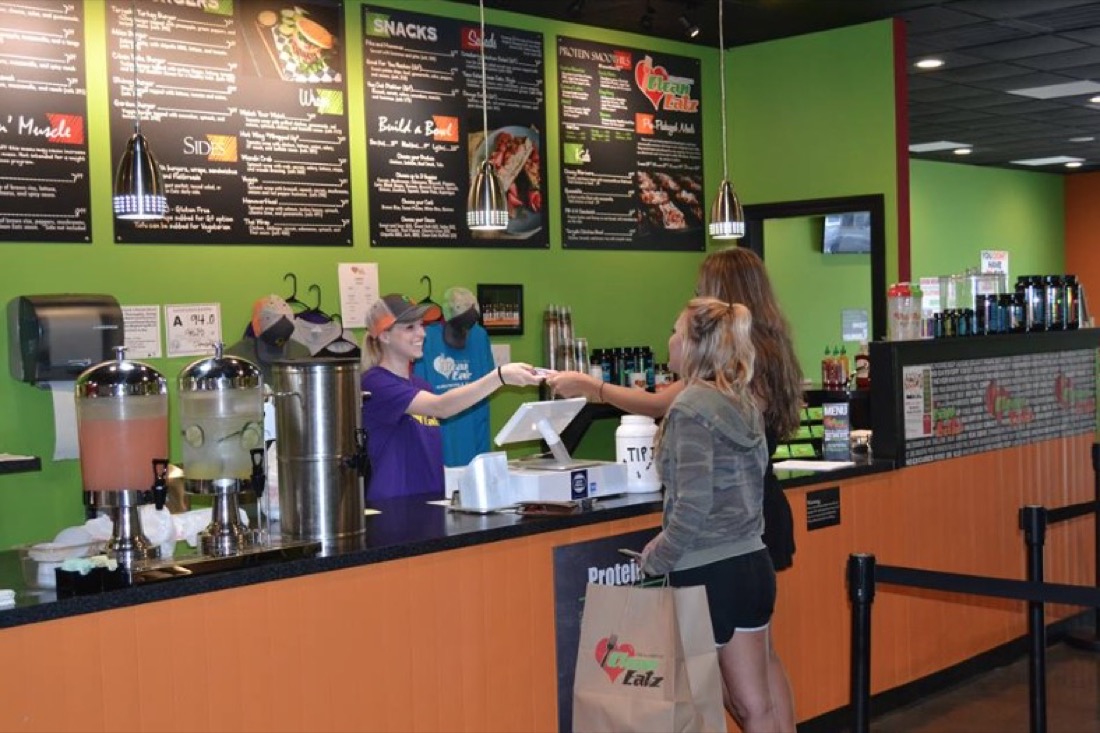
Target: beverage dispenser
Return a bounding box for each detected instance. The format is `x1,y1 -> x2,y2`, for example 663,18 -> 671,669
75,347 -> 169,566
177,343 -> 265,556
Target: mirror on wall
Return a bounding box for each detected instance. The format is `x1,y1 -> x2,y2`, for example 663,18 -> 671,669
740,195 -> 887,353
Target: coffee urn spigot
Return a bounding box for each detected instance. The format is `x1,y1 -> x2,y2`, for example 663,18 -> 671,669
177,342 -> 264,557
75,347 -> 169,567
150,458 -> 169,511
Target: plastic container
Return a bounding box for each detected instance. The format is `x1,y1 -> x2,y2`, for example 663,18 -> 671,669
906,285 -> 924,339
887,284 -> 906,341
615,415 -> 660,493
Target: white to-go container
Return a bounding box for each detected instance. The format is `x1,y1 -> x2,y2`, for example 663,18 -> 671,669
615,415 -> 661,493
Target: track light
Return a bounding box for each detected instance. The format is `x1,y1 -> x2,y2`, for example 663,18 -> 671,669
678,14 -> 700,39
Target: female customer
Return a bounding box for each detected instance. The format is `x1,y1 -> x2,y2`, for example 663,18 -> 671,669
360,293 -> 542,499
639,296 -> 791,733
546,246 -> 801,728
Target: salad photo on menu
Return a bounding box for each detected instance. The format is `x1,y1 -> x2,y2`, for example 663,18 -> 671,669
251,3 -> 342,83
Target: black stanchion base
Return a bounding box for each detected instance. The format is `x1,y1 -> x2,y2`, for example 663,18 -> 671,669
1064,629 -> 1100,653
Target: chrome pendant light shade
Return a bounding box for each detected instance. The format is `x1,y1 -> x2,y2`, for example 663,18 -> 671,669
467,160 -> 508,230
467,0 -> 508,231
709,178 -> 744,239
114,0 -> 167,222
113,131 -> 167,220
709,0 -> 744,240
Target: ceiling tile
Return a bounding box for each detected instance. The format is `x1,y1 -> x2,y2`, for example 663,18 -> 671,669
964,35 -> 1084,60
910,84 -> 992,103
976,71 -> 1084,91
933,90 -> 1021,109
1060,24 -> 1100,43
1020,4 -> 1100,31
949,0 -> 1099,21
1017,45 -> 1100,69
900,5 -> 987,34
906,24 -> 1031,53
932,62 -> 1036,82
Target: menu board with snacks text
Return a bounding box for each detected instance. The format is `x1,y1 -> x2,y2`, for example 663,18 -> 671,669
362,6 -> 547,248
108,0 -> 351,245
0,0 -> 91,243
557,37 -> 704,251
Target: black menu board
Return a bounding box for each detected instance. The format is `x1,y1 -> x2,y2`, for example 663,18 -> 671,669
557,37 -> 704,251
108,0 -> 351,245
363,7 -> 547,248
0,1 -> 91,243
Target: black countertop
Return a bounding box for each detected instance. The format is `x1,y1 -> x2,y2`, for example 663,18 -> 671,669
0,459 -> 892,630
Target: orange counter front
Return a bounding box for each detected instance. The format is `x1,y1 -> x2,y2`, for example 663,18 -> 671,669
0,432 -> 1092,732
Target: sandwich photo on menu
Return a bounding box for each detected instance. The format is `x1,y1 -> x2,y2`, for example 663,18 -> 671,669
468,125 -> 544,238
253,4 -> 341,83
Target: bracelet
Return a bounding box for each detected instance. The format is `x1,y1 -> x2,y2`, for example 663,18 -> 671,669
597,382 -> 605,403
497,366 -> 506,386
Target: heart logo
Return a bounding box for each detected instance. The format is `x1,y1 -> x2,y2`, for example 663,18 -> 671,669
433,354 -> 456,378
594,637 -> 635,682
635,56 -> 668,110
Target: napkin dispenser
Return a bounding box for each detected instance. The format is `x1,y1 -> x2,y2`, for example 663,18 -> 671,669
7,294 -> 124,383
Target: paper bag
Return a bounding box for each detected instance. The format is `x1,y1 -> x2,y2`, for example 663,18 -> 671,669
572,582 -> 725,733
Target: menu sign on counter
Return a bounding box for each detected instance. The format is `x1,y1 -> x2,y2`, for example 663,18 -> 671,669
557,37 -> 704,251
363,7 -> 547,248
0,1 -> 91,242
108,0 -> 351,245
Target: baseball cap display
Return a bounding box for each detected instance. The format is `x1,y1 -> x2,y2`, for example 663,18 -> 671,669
251,295 -> 296,347
367,293 -> 442,338
442,287 -> 481,349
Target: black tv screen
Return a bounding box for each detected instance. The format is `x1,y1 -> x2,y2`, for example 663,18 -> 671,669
822,211 -> 871,254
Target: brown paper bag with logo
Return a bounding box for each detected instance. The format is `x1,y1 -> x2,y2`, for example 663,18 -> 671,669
572,581 -> 725,733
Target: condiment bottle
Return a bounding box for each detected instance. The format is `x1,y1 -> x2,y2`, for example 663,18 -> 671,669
854,343 -> 870,390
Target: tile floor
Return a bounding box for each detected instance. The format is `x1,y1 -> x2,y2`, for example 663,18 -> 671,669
865,642 -> 1100,733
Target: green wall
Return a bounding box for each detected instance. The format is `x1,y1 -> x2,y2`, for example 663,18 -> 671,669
0,2 -> 907,546
909,159 -> 1065,282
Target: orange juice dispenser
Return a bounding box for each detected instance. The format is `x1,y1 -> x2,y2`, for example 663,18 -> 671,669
75,347 -> 169,566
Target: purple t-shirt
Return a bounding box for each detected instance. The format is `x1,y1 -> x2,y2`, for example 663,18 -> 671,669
361,366 -> 444,499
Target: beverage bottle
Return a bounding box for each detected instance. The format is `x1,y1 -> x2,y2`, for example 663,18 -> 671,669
820,347 -> 833,390
544,305 -> 559,370
838,345 -> 851,389
855,342 -> 870,389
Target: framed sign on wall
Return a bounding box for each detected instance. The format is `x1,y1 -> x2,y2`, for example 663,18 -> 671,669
477,283 -> 523,335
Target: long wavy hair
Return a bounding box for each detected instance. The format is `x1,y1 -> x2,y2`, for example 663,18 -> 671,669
695,247 -> 803,438
676,297 -> 756,409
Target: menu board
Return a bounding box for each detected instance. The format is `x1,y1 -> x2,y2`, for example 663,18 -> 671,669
557,37 -> 704,251
108,0 -> 351,245
363,7 -> 547,248
902,349 -> 1096,466
0,1 -> 91,242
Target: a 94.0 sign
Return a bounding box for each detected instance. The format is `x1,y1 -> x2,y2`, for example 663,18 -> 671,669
165,303 -> 222,357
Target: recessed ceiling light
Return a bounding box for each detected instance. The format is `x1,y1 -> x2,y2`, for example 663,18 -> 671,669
1090,96 -> 1100,104
915,58 -> 944,69
909,140 -> 971,153
1066,161 -> 1084,168
1008,80 -> 1100,100
1011,155 -> 1084,166
1070,136 -> 1095,143
953,147 -> 972,155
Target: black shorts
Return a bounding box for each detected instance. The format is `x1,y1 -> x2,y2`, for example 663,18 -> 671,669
668,548 -> 776,645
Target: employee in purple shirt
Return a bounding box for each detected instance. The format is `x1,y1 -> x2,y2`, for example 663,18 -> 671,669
360,293 -> 543,499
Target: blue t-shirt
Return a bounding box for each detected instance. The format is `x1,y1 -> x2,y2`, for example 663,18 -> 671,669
361,366 -> 444,499
413,323 -> 494,466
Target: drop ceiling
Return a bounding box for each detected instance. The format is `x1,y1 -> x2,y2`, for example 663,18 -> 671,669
467,0 -> 1100,173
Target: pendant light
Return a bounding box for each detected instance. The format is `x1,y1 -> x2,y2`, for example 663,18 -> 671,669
466,0 -> 508,231
709,0 -> 744,240
113,0 -> 167,221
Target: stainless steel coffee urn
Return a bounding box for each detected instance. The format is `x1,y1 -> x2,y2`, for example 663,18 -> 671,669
272,358 -> 366,544
75,347 -> 169,566
178,343 -> 265,556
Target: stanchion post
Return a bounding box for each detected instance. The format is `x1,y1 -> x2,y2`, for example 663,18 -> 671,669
1019,504 -> 1048,733
847,553 -> 876,733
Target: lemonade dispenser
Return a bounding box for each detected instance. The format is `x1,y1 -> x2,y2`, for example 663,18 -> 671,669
177,343 -> 265,556
75,347 -> 169,566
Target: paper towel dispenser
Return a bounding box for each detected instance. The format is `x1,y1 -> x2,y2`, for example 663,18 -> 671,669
7,295 -> 124,383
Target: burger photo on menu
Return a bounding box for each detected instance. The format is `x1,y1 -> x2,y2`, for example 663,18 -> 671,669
468,125 -> 544,238
251,3 -> 342,83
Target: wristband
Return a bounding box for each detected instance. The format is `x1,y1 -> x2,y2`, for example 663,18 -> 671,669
497,366 -> 505,386
597,382 -> 605,403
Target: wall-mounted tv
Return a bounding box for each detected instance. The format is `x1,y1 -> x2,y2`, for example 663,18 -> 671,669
822,211 -> 871,254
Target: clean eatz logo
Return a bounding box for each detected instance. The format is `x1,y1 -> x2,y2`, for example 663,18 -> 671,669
594,636 -> 664,687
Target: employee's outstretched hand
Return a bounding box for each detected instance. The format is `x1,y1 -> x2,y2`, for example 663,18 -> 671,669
499,362 -> 546,387
545,370 -> 601,401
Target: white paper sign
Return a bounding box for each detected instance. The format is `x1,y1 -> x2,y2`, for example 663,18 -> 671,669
165,303 -> 222,357
902,365 -> 933,440
122,305 -> 162,359
919,276 -> 941,315
841,309 -> 869,343
338,263 -> 379,329
980,250 -> 1009,278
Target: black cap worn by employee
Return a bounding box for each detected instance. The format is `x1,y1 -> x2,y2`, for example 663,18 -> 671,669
441,287 -> 480,349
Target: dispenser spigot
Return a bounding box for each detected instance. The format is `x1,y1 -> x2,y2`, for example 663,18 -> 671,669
150,458 -> 169,511
249,448 -> 265,498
